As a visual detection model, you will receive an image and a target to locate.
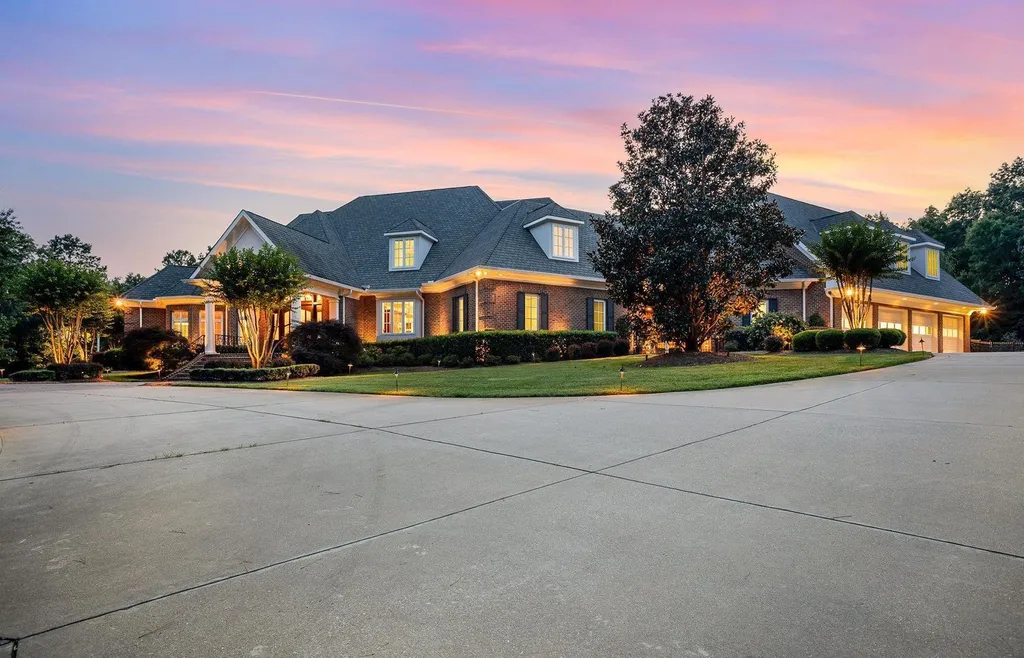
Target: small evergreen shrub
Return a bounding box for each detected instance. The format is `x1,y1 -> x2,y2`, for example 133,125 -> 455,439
566,344 -> 581,360
92,348 -> 124,370
394,352 -> 417,367
807,312 -> 826,328
416,353 -> 435,366
458,356 -> 475,368
543,346 -> 561,362
815,329 -> 845,351
440,355 -> 460,368
792,330 -> 821,352
723,340 -> 740,352
482,354 -> 502,367
11,369 -> 56,382
291,349 -> 349,375
578,342 -> 598,359
878,328 -> 907,349
48,362 -> 103,380
503,355 -> 521,365
285,321 -> 361,371
724,328 -> 750,351
844,328 -> 882,351
122,327 -> 188,370
762,335 -> 784,353
613,338 -> 630,356
189,364 -> 319,382
748,312 -> 806,349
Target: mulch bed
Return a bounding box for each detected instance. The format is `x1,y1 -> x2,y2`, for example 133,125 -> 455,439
638,351 -> 754,368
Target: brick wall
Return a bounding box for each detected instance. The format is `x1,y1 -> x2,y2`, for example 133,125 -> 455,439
478,280 -> 612,331
123,307 -> 167,333
357,296 -> 377,343
769,283 -> 832,326
423,283 -> 475,336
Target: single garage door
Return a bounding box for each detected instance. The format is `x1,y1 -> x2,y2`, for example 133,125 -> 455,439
877,307 -> 907,349
942,315 -> 964,353
912,311 -> 937,352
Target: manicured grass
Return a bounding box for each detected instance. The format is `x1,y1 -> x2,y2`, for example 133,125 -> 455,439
176,350 -> 930,398
102,370 -> 159,383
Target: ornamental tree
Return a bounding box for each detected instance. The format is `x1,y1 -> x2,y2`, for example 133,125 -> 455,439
590,94 -> 799,351
205,244 -> 306,368
18,258 -> 110,364
807,221 -> 903,329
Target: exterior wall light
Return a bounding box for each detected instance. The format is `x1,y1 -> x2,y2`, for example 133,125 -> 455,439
114,298 -> 124,307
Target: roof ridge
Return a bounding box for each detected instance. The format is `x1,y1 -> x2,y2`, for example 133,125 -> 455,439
248,211 -> 331,244
350,185 -> 489,203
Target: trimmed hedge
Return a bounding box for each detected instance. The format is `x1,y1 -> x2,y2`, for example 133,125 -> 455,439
364,330 -> 616,363
190,364 -> 320,382
122,327 -> 189,370
10,369 -> 56,382
613,338 -> 630,356
48,362 -> 103,380
724,328 -> 751,351
91,348 -> 124,370
762,335 -> 784,353
844,328 -> 882,351
815,329 -> 845,351
879,328 -> 907,349
791,330 -> 821,352
285,321 -> 362,375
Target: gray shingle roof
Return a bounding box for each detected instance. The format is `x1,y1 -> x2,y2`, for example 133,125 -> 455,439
121,265 -> 202,300
385,217 -> 438,241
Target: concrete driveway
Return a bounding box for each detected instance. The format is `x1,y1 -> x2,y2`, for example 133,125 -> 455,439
1,353 -> 1022,657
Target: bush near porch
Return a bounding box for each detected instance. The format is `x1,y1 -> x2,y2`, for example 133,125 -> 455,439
189,363 -> 319,382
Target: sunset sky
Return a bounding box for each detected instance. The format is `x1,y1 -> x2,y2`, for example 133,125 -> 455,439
2,0 -> 1021,276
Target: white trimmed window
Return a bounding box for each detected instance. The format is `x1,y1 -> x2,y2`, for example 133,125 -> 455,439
942,326 -> 959,338
926,249 -> 940,278
392,238 -> 415,269
381,300 -> 415,335
552,224 -> 576,259
879,321 -> 902,330
593,299 -> 606,332
524,294 -> 540,331
913,325 -> 934,336
171,310 -> 189,338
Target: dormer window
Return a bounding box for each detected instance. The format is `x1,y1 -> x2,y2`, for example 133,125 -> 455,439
553,224 -> 576,259
926,248 -> 940,279
392,238 -> 415,269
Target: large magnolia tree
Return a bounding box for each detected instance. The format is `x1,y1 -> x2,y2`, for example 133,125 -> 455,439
807,221 -> 903,329
19,258 -> 110,364
205,245 -> 306,368
590,94 -> 799,351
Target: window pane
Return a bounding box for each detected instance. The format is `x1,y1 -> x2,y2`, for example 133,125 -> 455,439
382,303 -> 392,333
456,297 -> 465,332
404,301 -> 415,333
524,294 -> 539,331
593,300 -> 605,331
171,311 -> 189,339
927,249 -> 939,277
404,240 -> 414,267
565,227 -> 574,257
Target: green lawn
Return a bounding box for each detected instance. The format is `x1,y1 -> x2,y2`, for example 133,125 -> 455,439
102,370 -> 159,383
176,351 -> 930,398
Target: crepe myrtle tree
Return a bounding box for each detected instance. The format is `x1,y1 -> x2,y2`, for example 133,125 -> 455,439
205,245 -> 306,368
590,93 -> 799,351
808,220 -> 904,329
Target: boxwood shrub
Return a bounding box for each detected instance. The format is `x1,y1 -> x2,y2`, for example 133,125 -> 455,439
91,348 -> 125,370
844,328 -> 882,351
792,330 -> 821,352
878,328 -> 907,349
365,330 -> 616,363
762,335 -> 784,353
48,362 -> 103,380
613,338 -> 630,356
190,364 -> 319,382
815,329 -> 845,351
10,369 -> 56,382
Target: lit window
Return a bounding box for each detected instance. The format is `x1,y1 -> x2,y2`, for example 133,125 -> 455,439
926,249 -> 939,278
942,327 -> 959,338
896,244 -> 909,272
171,310 -> 189,338
455,296 -> 466,332
879,321 -> 902,330
552,224 -> 576,259
593,299 -> 606,331
913,325 -> 934,336
524,294 -> 540,331
381,300 -> 415,335
392,238 -> 415,269
198,309 -> 224,337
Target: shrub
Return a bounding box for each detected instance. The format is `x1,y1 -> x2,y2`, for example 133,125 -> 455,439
122,327 -> 188,370
440,354 -> 461,368
596,339 -> 615,357
91,348 -> 124,370
566,344 -> 581,360
844,328 -> 882,351
10,369 -> 56,382
762,335 -> 784,353
482,354 -> 502,367
416,353 -> 436,367
190,364 -> 319,382
203,359 -> 250,369
285,321 -> 362,372
151,342 -> 196,372
578,342 -> 597,359
394,352 -> 417,368
271,355 -> 295,367
723,328 -> 750,351
723,340 -> 740,352
503,355 -> 521,365
48,362 -> 103,380
748,312 -> 806,349
543,346 -> 561,362
458,356 -> 475,368
815,329 -> 845,351
792,330 -> 821,352
613,338 -> 630,356
290,348 -> 349,375
365,330 -> 615,363
807,312 -> 826,328
878,328 -> 907,349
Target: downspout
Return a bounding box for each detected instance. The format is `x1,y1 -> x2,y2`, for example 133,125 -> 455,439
139,302 -> 143,329
801,282 -> 807,322
416,290 -> 425,337
828,292 -> 834,328
341,290 -> 347,324
474,277 -> 480,331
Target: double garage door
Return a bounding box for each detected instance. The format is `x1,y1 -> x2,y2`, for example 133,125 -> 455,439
877,308 -> 963,353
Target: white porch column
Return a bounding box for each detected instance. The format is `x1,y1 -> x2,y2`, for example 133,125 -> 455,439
330,296 -> 341,321
290,296 -> 303,330
204,300 -> 217,355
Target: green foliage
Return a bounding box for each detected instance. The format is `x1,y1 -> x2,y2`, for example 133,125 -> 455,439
122,327 -> 188,370
613,338 -> 630,356
596,339 -> 615,357
161,249 -> 203,268
151,342 -> 196,371
762,335 -> 784,352
566,344 -> 581,360
285,321 -> 361,375
440,354 -> 461,368
37,234 -> 105,272
591,94 -> 799,351
0,207 -> 35,366
843,328 -> 882,351
808,221 -> 903,329
747,312 -> 806,350
190,364 -> 319,382
482,354 -> 502,367
47,362 -> 103,380
110,273 -> 145,295
792,330 -> 821,352
366,330 -> 616,363
815,329 -> 845,351
578,342 -> 598,359
723,327 -> 751,351
91,348 -> 125,370
878,328 -> 907,349
807,312 -> 826,328
543,346 -> 561,362
504,355 -> 522,365
10,369 -> 55,382
723,340 -> 740,352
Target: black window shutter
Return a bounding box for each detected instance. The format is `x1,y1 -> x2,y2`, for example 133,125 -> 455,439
516,292 -> 525,330
586,297 -> 594,330
462,294 -> 469,332
606,300 -> 614,332
742,313 -> 752,327
451,296 -> 459,333
768,298 -> 779,313
540,293 -> 549,330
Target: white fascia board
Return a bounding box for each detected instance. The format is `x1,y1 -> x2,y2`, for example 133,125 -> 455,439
384,229 -> 438,243
190,211 -> 276,278
794,241 -> 819,262
522,215 -> 585,230
908,241 -> 944,250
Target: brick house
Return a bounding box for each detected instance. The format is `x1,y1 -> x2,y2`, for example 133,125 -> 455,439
119,186 -> 990,354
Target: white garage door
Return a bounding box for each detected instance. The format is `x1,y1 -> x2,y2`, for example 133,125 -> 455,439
912,311 -> 937,352
942,315 -> 964,353
877,307 -> 907,350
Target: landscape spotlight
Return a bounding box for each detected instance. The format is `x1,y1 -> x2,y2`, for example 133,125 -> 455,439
919,338 -> 925,351
856,344 -> 866,365
619,365 -> 626,391
394,368 -> 399,392
347,363 -> 353,375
